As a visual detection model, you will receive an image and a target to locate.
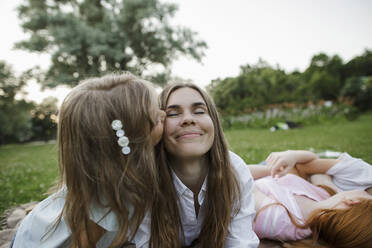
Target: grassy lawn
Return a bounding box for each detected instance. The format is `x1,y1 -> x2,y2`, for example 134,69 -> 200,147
1,112 -> 372,214
226,112 -> 372,164
0,143 -> 59,214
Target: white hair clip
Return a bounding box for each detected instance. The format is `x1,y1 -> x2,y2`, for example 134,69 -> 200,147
112,120 -> 131,155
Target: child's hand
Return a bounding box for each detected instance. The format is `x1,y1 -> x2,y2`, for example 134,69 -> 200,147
266,151 -> 297,178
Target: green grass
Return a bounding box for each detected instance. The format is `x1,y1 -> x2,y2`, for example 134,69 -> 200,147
226,112 -> 372,164
0,143 -> 59,214
1,112 -> 372,215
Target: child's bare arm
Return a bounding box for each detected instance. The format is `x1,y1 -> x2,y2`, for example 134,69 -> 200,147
247,165 -> 270,179
309,174 -> 339,193
266,150 -> 318,177
295,158 -> 338,178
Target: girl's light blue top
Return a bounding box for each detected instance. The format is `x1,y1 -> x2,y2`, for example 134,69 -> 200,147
12,187 -> 127,248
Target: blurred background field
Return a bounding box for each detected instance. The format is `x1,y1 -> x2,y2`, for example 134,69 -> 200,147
1,111 -> 372,215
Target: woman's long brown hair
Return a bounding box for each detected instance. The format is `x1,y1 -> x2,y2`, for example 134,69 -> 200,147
56,73 -> 159,247
150,83 -> 241,248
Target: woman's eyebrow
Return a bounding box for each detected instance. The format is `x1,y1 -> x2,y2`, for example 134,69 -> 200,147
166,104 -> 180,110
192,102 -> 206,107
166,102 -> 206,110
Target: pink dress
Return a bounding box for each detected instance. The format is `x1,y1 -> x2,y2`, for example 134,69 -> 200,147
253,174 -> 330,241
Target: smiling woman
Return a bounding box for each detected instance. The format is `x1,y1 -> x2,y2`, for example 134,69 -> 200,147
149,82 -> 259,248
164,87 -> 215,160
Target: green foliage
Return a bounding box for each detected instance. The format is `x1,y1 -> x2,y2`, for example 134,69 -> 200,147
0,61 -> 58,144
208,59 -> 300,115
221,102 -> 353,130
341,76 -> 372,111
303,53 -> 343,100
343,49 -> 372,79
30,97 -> 58,141
0,61 -> 35,144
16,0 -> 207,88
208,50 -> 372,116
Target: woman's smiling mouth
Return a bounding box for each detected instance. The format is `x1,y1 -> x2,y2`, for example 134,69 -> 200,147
176,131 -> 203,139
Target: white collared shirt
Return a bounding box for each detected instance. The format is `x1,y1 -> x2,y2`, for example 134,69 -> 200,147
171,165 -> 208,244
134,151 -> 259,247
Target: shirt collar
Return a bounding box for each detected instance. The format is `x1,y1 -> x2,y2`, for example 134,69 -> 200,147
170,167 -> 208,197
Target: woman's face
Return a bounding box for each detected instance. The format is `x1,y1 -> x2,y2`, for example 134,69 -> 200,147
164,87 -> 215,159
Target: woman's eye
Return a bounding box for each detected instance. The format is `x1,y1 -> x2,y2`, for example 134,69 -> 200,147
166,111 -> 179,117
194,108 -> 206,115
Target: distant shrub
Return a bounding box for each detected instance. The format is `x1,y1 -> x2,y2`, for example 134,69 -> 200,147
221,101 -> 357,130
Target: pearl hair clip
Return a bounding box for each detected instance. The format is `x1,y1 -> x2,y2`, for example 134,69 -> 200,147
111,120 -> 131,155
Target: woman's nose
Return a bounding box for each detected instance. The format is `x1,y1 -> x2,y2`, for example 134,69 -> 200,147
180,111 -> 195,126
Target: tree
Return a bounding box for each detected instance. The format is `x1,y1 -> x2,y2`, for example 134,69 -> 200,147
0,61 -> 35,144
208,60 -> 299,115
16,0 -> 207,88
341,76 -> 372,111
303,53 -> 344,100
31,97 -> 58,141
343,49 -> 372,79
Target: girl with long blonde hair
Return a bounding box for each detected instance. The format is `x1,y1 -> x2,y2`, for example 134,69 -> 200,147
12,73 -> 165,248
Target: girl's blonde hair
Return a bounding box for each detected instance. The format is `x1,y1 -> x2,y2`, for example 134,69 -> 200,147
57,73 -> 159,247
150,82 -> 241,248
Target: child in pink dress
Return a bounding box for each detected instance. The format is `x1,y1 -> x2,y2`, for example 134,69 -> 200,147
253,174 -> 329,240
249,150 -> 372,247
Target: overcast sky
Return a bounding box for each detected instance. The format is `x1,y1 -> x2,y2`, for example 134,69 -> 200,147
1,0 -> 372,104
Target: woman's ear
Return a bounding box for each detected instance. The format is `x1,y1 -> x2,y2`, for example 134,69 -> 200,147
342,198 -> 361,206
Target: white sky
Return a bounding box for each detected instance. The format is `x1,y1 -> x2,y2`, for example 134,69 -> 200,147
1,0 -> 372,104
